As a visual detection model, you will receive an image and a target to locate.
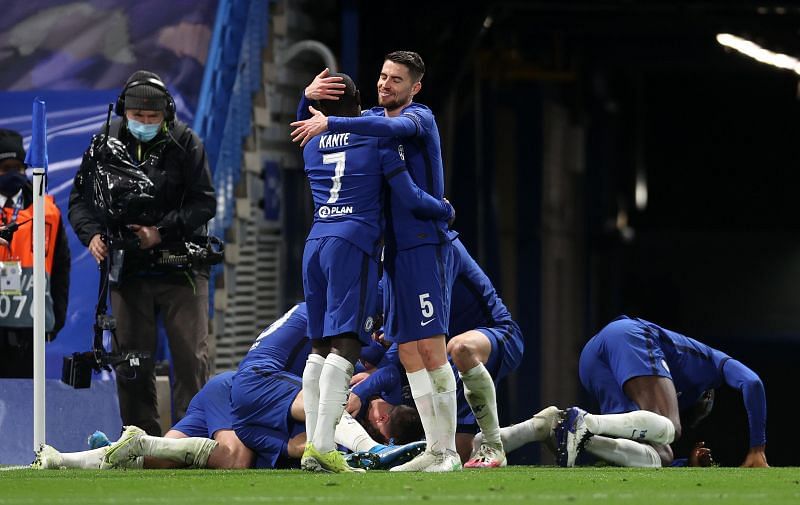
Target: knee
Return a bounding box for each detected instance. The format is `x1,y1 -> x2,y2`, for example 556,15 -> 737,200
657,414 -> 680,444
447,338 -> 475,367
230,447 -> 256,469
212,440 -> 255,469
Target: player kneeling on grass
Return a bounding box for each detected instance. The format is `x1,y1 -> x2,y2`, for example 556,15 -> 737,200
561,315 -> 767,468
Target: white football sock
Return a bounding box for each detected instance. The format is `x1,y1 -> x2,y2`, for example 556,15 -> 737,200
472,406 -> 560,455
301,353 -> 326,445
584,435 -> 662,467
584,410 -> 675,445
406,369 -> 436,449
335,410 -> 379,452
429,363 -> 457,453
59,447 -> 109,469
312,353 -> 353,453
460,363 -> 501,449
140,436 -> 219,467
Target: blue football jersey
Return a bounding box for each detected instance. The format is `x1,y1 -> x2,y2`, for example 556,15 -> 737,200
449,238 -> 514,335
327,102 -> 449,251
238,303 -> 311,377
304,132 -> 404,257
625,317 -> 766,447
304,127 -> 452,258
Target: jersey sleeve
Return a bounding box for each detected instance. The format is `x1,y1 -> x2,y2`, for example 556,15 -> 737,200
720,358 -> 767,447
352,364 -> 404,407
296,92 -> 314,121
328,114 -> 419,137
379,138 -> 452,221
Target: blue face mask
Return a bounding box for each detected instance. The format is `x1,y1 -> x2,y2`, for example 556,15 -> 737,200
127,118 -> 161,142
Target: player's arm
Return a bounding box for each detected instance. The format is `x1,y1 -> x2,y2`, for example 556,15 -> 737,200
329,113 -> 418,137
386,168 -> 453,221
720,358 -> 769,467
291,108 -> 420,146
381,140 -> 452,221
350,364 -> 404,416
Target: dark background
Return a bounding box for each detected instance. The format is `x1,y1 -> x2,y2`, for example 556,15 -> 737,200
294,1 -> 800,466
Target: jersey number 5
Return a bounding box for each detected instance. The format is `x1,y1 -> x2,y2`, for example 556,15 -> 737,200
419,293 -> 434,318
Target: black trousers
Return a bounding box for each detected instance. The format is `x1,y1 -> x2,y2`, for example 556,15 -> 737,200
110,271 -> 209,436
0,328 -> 34,378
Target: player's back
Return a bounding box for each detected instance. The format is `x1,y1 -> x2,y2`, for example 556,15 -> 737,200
304,131 -> 392,258
449,238 -> 514,335
238,303 -> 310,377
636,318 -> 730,409
364,103 -> 448,251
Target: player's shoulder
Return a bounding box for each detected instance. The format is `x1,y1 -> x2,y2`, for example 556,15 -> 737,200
401,102 -> 434,120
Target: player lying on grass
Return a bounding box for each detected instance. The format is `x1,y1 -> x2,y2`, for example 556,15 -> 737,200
560,316 -> 767,468
33,304 -> 424,471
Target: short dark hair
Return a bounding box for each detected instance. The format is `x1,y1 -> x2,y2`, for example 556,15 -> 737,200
316,72 -> 360,118
385,51 -> 425,83
386,405 -> 424,445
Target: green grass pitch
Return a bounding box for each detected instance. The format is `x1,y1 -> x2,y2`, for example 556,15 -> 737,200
0,466 -> 797,505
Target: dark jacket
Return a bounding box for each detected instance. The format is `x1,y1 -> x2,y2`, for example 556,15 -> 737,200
68,118 -> 216,272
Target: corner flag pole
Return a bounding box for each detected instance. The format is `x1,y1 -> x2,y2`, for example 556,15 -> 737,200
26,98 -> 48,452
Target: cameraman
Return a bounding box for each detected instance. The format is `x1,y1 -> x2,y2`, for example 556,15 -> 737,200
0,129 -> 70,378
68,70 -> 216,436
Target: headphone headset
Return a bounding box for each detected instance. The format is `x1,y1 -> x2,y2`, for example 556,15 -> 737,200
114,77 -> 176,122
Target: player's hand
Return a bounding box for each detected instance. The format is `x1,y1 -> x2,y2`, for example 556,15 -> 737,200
346,392 -> 362,415
128,224 -> 162,250
372,329 -> 390,349
0,237 -> 8,248
290,106 -> 328,147
304,68 -> 345,101
688,441 -> 714,467
350,372 -> 370,387
740,445 -> 769,467
89,233 -> 108,262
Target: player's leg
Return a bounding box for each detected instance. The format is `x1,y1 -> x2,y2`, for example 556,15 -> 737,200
32,445 -> 110,469
301,238 -> 328,447
390,243 -> 459,472
471,405 -> 563,455
312,333 -> 360,453
310,237 -> 377,454
448,329 -> 504,467
206,429 -> 255,469
144,372 -> 248,469
104,425 -> 217,469
622,376 -> 682,442
582,435 -> 661,467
